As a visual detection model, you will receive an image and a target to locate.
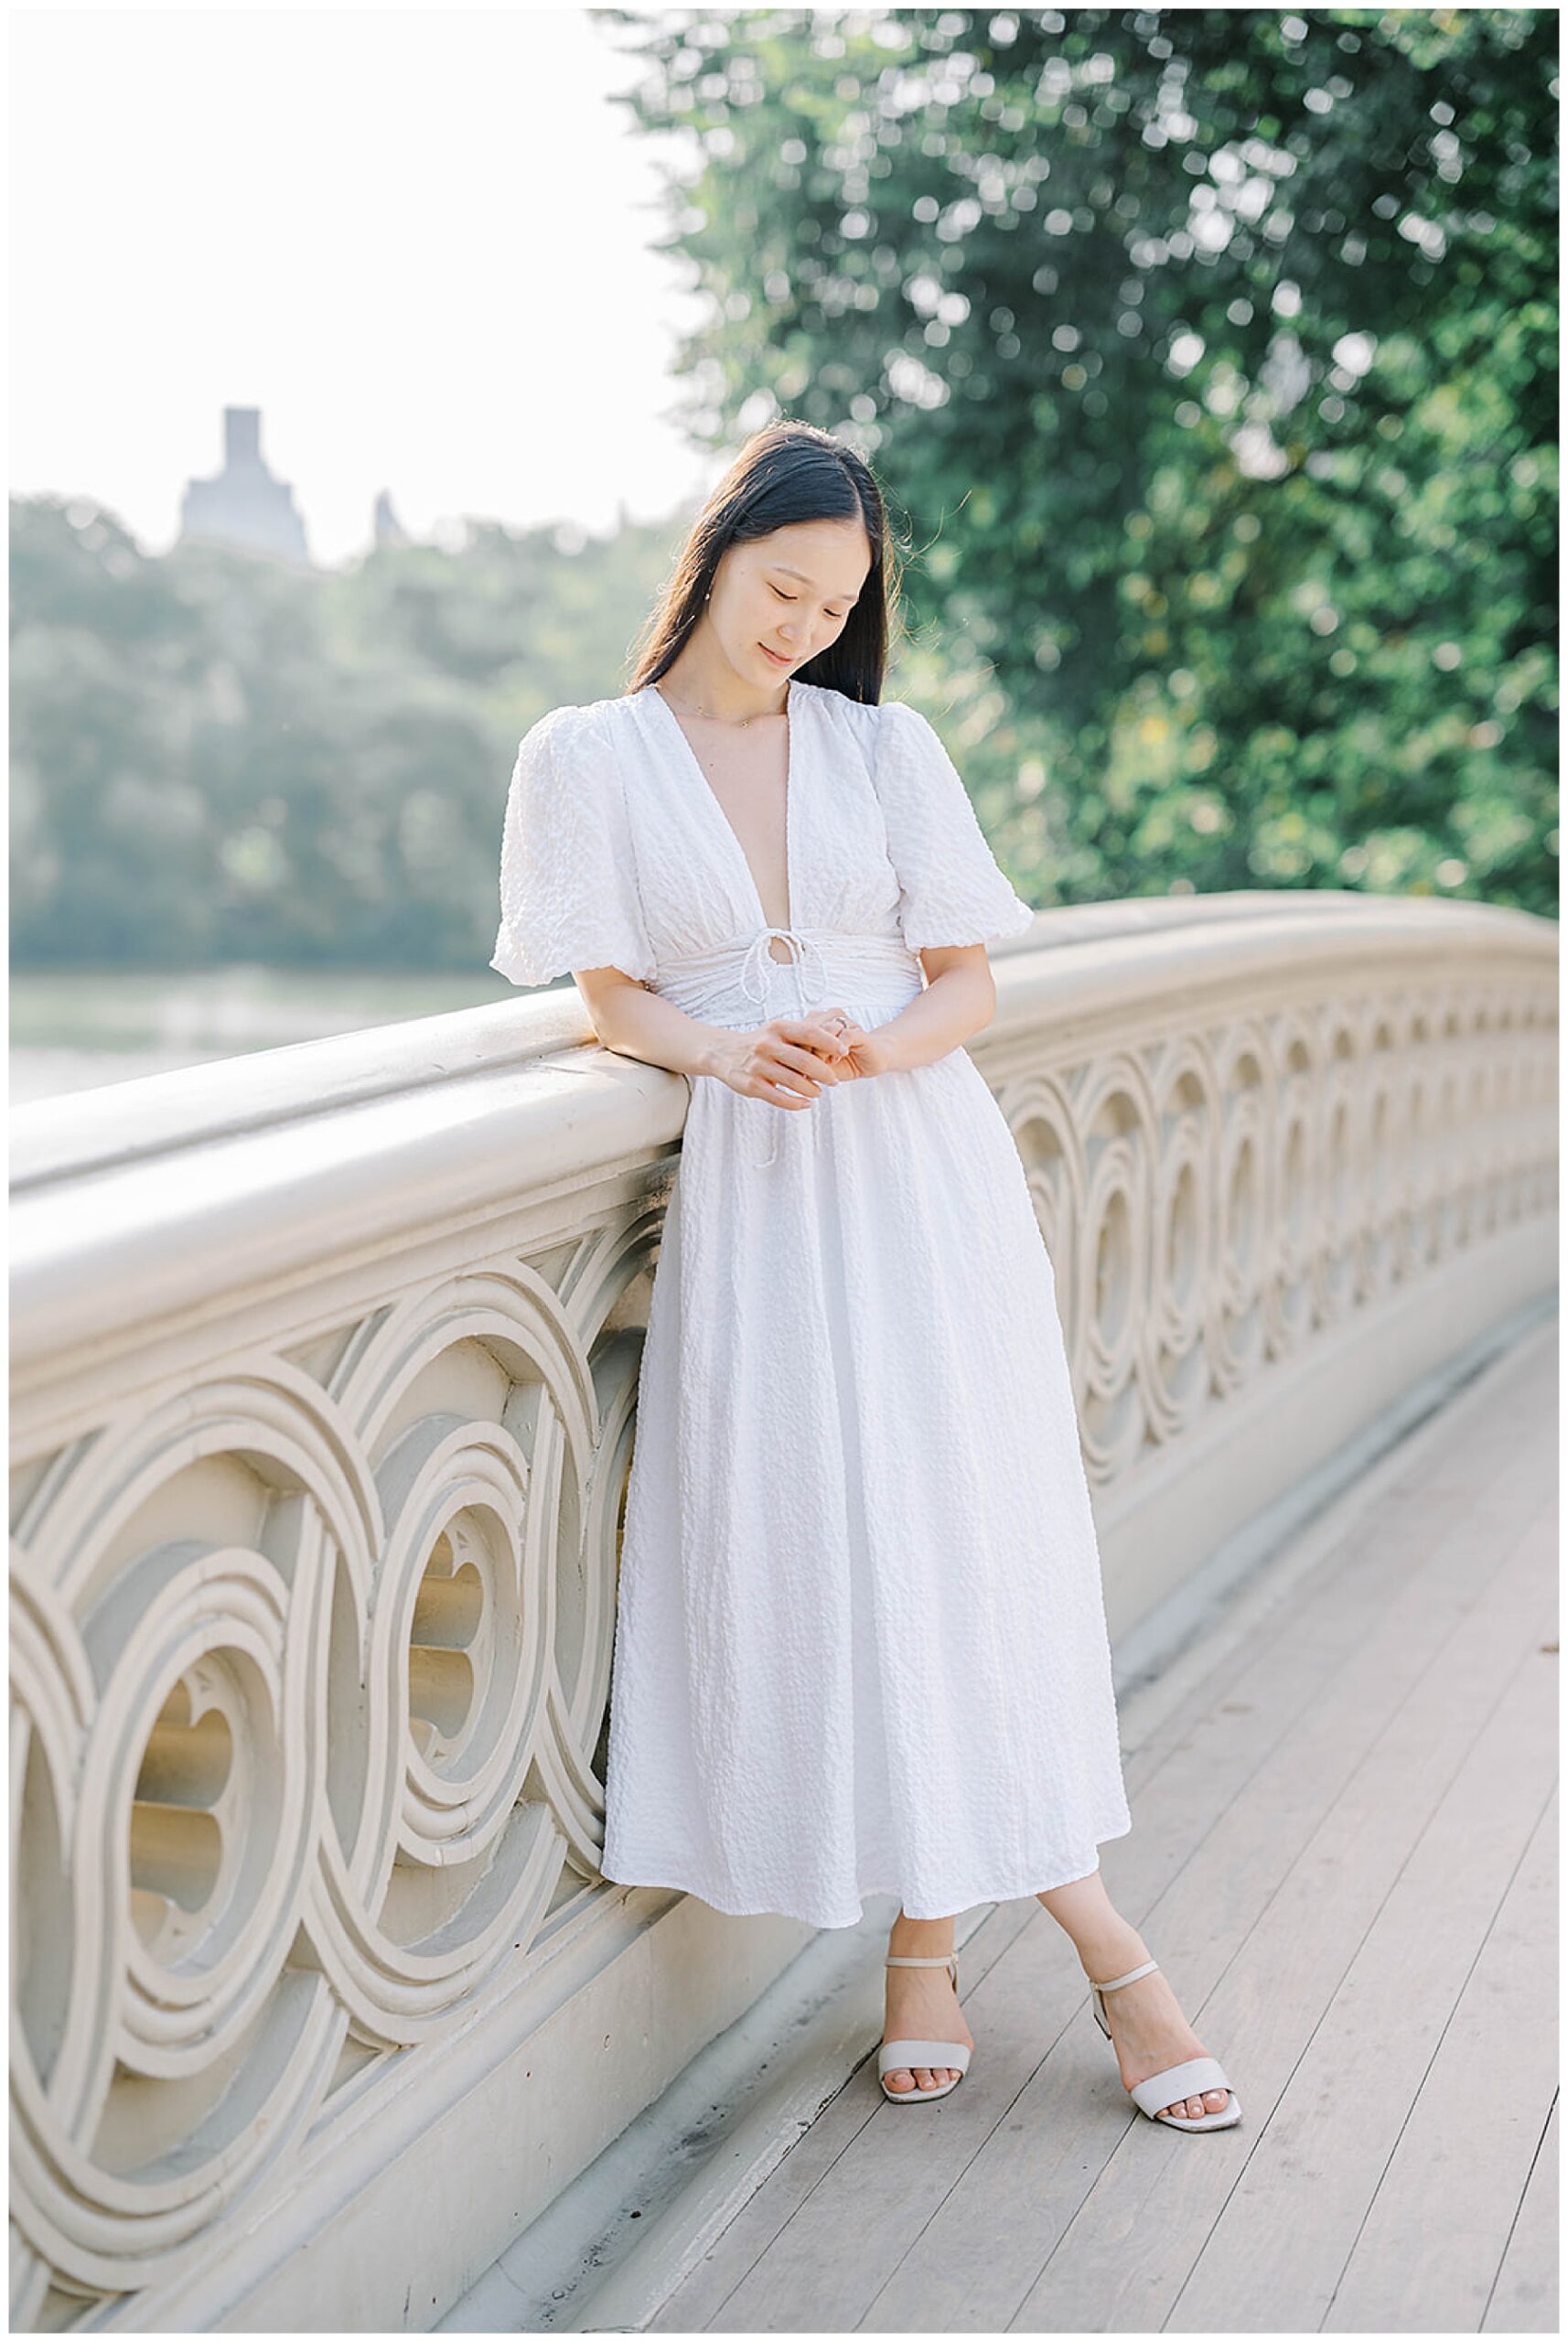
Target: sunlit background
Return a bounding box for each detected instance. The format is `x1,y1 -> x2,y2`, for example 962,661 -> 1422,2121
10,5 -> 1558,1104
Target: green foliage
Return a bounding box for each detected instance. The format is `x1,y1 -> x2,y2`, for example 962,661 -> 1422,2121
10,8 -> 1556,973
9,500 -> 680,970
602,4 -> 1558,913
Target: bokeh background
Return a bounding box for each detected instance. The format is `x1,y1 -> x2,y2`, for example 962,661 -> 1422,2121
10,6 -> 1558,1102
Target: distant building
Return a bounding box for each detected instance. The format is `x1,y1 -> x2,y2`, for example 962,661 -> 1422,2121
179,406 -> 311,565
373,489 -> 412,549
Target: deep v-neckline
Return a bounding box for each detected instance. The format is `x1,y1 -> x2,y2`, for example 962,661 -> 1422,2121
643,680 -> 799,933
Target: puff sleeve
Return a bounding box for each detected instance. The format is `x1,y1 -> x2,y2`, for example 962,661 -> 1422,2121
871,701 -> 1036,953
490,704 -> 658,988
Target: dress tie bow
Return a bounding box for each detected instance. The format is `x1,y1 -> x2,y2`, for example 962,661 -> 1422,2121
737,927 -> 832,1168
737,926 -> 831,1016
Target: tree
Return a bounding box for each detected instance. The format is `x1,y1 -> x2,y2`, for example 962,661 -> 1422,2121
9,496 -> 684,970
602,5 -> 1558,912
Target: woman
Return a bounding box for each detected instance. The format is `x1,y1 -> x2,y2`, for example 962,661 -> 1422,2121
492,423 -> 1238,2131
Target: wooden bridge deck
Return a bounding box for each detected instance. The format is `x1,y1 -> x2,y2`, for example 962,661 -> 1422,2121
642,1317 -> 1558,2335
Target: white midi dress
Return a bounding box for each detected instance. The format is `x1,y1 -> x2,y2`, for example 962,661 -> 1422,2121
491,678 -> 1133,1929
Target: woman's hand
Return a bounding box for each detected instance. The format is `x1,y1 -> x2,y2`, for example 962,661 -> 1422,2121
800,1014 -> 891,1083
706,1014 -> 856,1112
805,1021 -> 889,1081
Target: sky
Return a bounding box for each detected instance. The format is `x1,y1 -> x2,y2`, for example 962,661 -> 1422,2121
8,5 -> 720,566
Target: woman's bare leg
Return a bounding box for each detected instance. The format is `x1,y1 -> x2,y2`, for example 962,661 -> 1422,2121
1036,1871 -> 1231,2121
881,1907 -> 972,2095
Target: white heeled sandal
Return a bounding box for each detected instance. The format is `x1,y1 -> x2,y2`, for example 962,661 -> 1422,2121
1087,1957 -> 1241,2132
878,1951 -> 972,2104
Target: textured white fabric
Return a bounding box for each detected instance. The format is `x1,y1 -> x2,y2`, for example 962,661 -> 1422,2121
491,679 -> 1133,1928
491,702 -> 660,987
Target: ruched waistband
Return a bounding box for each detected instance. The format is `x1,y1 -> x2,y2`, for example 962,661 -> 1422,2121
657,926 -> 919,1018
656,927 -> 923,1169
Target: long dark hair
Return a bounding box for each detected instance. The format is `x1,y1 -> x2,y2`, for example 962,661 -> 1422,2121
625,422 -> 902,704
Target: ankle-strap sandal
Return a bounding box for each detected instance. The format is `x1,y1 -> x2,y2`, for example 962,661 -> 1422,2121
1087,1958 -> 1241,2132
878,1952 -> 972,2104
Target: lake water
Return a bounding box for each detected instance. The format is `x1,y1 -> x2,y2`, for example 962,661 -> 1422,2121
10,967 -> 532,1108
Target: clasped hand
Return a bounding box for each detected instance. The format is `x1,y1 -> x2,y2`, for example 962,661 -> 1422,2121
713,1010 -> 890,1112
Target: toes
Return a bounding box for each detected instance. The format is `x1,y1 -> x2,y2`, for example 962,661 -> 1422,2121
1204,2089 -> 1230,2111
886,2062 -> 958,2095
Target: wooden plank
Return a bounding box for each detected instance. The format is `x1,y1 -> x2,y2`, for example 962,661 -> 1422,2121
644,2079 -> 877,2332
687,1908 -> 1144,2335
1101,1373 -> 1554,1943
689,1373 -> 1552,2332
1484,2093 -> 1560,2333
1112,1319 -> 1554,1768
873,1453 -> 1555,2332
1154,1549 -> 1556,2330
1112,1370 -> 1552,1886
644,1896 -> 1041,2333
1323,1786 -> 1558,2330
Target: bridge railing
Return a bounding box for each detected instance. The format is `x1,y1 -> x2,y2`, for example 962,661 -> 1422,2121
9,891 -> 1557,2331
